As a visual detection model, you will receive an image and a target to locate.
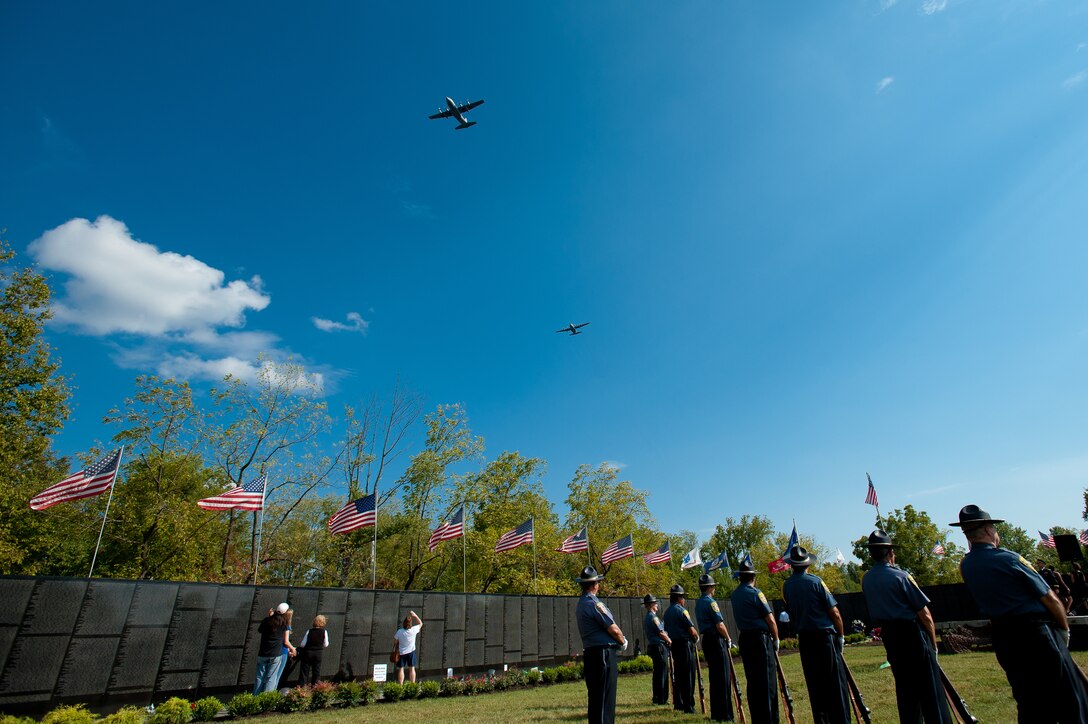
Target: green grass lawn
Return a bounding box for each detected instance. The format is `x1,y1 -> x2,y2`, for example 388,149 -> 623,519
277,644 -> 1088,723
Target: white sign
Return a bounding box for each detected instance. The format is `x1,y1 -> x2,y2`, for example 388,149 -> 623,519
373,664 -> 387,683
503,664 -> 508,672
447,668 -> 454,678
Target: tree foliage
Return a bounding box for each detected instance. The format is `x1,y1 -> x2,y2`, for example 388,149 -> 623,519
850,505 -> 961,586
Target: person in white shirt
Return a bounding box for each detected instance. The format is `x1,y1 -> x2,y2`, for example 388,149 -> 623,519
394,610 -> 423,683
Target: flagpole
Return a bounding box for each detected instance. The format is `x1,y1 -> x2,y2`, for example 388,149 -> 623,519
372,486 -> 379,589
253,474 -> 267,585
632,532 -> 640,595
88,446 -> 124,578
463,500 -> 468,594
532,516 -> 537,595
586,526 -> 592,568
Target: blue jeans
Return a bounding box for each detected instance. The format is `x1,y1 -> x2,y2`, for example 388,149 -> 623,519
253,654 -> 283,694
272,650 -> 290,689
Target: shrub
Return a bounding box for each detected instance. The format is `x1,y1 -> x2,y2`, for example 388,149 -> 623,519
492,672 -> 512,691
278,687 -> 310,713
845,633 -> 867,645
359,680 -> 378,705
102,708 -> 144,724
779,638 -> 799,650
419,680 -> 441,698
147,698 -> 191,724
0,715 -> 37,724
618,655 -> 653,674
541,667 -> 558,685
401,681 -> 419,699
226,693 -> 261,718
42,705 -> 98,724
189,697 -> 223,722
440,678 -> 465,696
381,682 -> 404,702
526,669 -> 542,685
334,680 -> 364,707
309,681 -> 336,710
255,690 -> 283,713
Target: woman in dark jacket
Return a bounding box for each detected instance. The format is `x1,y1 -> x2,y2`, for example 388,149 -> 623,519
298,614 -> 330,685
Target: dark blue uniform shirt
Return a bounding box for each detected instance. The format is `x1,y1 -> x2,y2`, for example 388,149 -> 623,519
664,602 -> 697,642
782,570 -> 838,632
730,583 -> 773,631
960,542 -> 1050,618
862,561 -> 930,621
644,609 -> 666,646
695,593 -> 725,635
577,592 -> 618,648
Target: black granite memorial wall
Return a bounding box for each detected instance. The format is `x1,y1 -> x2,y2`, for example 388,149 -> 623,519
0,576 -> 978,717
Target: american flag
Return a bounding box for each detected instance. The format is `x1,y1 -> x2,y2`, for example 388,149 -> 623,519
197,474 -> 267,512
642,541 -> 671,565
1039,530 -> 1057,549
30,449 -> 123,511
601,534 -> 634,565
1080,530 -> 1088,547
864,473 -> 879,507
931,542 -> 946,556
428,505 -> 465,551
328,492 -> 377,534
495,518 -> 534,552
556,526 -> 589,554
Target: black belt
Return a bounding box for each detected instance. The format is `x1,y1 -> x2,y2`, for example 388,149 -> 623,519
584,644 -> 619,651
992,614 -> 1050,628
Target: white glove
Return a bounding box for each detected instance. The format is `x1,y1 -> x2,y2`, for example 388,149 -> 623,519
621,638 -> 629,652
726,640 -> 733,650
837,636 -> 845,651
1059,628 -> 1071,649
774,639 -> 781,652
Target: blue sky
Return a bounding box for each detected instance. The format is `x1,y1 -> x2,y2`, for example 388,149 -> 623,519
3,0 -> 1088,561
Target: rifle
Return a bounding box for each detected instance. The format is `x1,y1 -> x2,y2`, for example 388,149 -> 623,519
667,643 -> 676,707
774,649 -> 796,724
938,665 -> 978,723
724,638 -> 746,724
694,641 -> 707,716
840,651 -> 872,724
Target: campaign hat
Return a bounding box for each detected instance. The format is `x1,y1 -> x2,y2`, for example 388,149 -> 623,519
737,558 -> 757,575
949,504 -> 1004,529
669,584 -> 686,597
785,545 -> 814,567
866,530 -> 896,548
698,573 -> 716,588
642,593 -> 658,606
575,566 -> 604,583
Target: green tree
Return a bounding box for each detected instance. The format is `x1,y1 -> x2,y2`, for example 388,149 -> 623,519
992,522 -> 1036,560
702,515 -> 777,597
850,505 -> 961,586
0,236 -> 75,574
390,404 -> 484,590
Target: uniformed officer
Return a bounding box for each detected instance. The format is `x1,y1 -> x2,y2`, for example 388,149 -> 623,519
731,556 -> 780,724
664,583 -> 700,714
953,505 -> 1088,723
575,566 -> 628,724
861,530 -> 952,723
781,544 -> 852,724
696,573 -> 735,721
643,593 -> 672,705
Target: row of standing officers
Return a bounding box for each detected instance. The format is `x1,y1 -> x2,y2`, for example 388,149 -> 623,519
576,504 -> 1088,723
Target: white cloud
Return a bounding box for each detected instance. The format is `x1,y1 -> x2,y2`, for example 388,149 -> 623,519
876,76 -> 895,93
880,0 -> 898,9
1062,69 -> 1088,89
602,460 -> 628,471
921,0 -> 947,14
30,216 -> 331,389
1077,43 -> 1086,53
312,312 -> 369,333
29,216 -> 269,336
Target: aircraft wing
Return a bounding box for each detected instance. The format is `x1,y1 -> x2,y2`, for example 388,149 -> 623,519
429,109 -> 454,120
573,322 -> 589,329
555,328 -> 571,334
457,100 -> 484,113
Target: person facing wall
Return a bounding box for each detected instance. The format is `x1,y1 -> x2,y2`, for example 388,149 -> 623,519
394,610 -> 423,684
298,614 -> 330,685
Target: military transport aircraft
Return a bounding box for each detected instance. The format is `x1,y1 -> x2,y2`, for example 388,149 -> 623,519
429,97 -> 485,130
556,323 -> 590,336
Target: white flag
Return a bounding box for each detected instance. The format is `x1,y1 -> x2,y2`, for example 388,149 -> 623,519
681,547 -> 703,570
834,549 -> 846,565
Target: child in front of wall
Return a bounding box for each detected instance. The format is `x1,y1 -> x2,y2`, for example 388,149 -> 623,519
298,614 -> 330,685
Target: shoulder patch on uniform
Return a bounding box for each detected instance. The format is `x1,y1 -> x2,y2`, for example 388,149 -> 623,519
653,615 -> 661,625
906,574 -> 919,588
711,601 -> 720,613
1019,555 -> 1036,571
757,592 -> 768,605
595,602 -> 607,614
821,581 -> 831,593
683,610 -> 692,621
